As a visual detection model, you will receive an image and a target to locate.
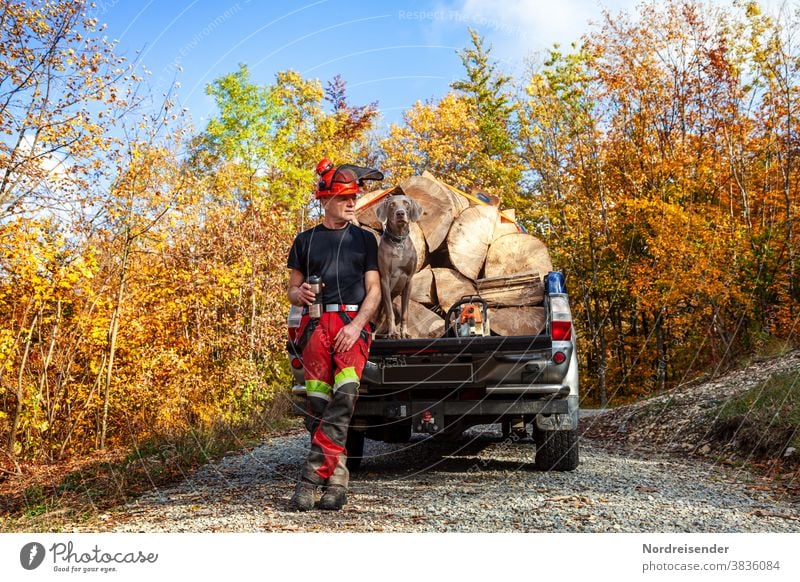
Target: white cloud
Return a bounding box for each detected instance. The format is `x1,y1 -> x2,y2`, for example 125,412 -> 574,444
18,134 -> 69,180
451,0 -> 791,66
453,0 -> 638,60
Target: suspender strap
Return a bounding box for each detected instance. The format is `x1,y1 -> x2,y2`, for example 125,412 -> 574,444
295,317 -> 319,351
336,311 -> 372,343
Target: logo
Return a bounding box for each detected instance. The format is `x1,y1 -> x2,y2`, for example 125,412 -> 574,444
20,542 -> 46,570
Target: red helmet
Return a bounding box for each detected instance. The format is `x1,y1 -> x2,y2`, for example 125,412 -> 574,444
315,160 -> 360,198
315,158 -> 334,175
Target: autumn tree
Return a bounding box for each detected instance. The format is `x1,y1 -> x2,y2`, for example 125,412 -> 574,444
379,93 -> 483,188
0,0 -> 140,460
729,1 -> 800,329
451,28 -> 521,204
519,44 -> 620,404
325,73 -> 379,144
0,0 -> 132,221
517,0 -> 798,404
380,30 -> 521,202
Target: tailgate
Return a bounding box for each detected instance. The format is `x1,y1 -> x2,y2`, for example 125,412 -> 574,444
361,334 -> 555,388
368,334 -> 552,356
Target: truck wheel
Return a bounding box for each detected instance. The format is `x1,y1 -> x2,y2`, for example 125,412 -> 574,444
345,428 -> 365,472
534,429 -> 579,471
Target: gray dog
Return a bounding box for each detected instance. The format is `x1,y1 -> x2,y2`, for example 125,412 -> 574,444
375,194 -> 423,338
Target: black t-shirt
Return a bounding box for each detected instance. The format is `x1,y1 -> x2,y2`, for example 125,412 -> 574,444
287,223 -> 379,305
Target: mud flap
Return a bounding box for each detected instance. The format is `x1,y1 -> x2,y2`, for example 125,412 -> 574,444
535,412 -> 575,432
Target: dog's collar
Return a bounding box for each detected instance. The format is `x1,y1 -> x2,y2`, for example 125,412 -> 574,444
382,229 -> 409,245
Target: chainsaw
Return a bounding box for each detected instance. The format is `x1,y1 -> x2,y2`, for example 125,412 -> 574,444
444,296 -> 490,337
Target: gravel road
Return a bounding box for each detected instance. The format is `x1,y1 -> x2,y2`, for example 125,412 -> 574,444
75,423 -> 800,533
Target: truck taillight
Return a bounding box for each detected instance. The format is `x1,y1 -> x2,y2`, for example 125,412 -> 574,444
552,320 -> 572,341
550,295 -> 573,341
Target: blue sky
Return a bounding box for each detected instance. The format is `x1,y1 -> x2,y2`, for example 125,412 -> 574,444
92,0 -> 643,129
93,0 -> 780,131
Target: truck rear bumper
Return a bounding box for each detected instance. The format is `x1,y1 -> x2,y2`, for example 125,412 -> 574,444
485,384 -> 570,396
290,385 -> 569,417
353,399 -> 569,416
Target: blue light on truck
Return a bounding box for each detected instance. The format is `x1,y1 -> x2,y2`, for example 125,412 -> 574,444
546,271 -> 566,294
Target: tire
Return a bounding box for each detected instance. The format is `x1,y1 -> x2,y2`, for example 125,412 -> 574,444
345,428 -> 365,472
534,429 -> 579,471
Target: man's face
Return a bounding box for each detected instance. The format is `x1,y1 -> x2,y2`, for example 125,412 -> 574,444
322,194 -> 358,223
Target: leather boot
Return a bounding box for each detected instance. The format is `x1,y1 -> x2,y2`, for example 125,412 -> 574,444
290,481 -> 316,512
318,485 -> 347,510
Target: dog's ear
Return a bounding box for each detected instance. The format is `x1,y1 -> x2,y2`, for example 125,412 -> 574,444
408,198 -> 423,222
376,197 -> 390,223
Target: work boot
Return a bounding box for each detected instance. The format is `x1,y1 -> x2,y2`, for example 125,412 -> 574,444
290,480 -> 316,512
318,485 -> 347,511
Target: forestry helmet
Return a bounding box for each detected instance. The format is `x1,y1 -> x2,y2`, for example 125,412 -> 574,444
315,160 -> 359,198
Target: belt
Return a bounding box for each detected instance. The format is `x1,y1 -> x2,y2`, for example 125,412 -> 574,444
302,304 -> 360,315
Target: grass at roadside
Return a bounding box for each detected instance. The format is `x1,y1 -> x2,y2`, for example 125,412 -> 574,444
0,405 -> 301,532
711,369 -> 800,460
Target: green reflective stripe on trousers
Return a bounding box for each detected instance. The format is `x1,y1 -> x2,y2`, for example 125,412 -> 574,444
306,379 -> 332,397
334,367 -> 359,390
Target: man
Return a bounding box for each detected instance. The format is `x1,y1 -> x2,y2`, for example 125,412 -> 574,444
286,159 -> 381,511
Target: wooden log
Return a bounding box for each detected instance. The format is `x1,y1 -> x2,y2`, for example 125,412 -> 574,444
399,175 -> 461,253
355,186 -> 400,229
488,306 -> 546,336
484,232 -> 553,279
409,222 -> 427,273
422,170 -> 470,214
405,299 -> 444,339
410,266 -> 435,304
477,271 -> 544,306
493,211 -> 520,240
446,204 -> 498,280
432,267 -> 477,312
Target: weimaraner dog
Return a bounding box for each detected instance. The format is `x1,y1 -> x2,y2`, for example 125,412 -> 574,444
375,194 -> 423,338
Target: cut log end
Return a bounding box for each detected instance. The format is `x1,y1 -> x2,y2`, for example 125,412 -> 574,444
484,232 -> 552,279
447,204 -> 498,280
488,306 -> 546,336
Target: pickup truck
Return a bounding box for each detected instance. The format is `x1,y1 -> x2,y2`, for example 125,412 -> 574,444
286,270 -> 579,471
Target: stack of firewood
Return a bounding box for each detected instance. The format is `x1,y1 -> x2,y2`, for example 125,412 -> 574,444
356,171 -> 551,338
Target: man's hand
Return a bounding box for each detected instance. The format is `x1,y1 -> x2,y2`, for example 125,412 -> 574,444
288,269 -> 321,306
334,322 -> 361,353
293,282 -> 317,306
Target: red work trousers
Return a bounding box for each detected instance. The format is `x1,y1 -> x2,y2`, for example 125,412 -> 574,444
298,311 -> 371,488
